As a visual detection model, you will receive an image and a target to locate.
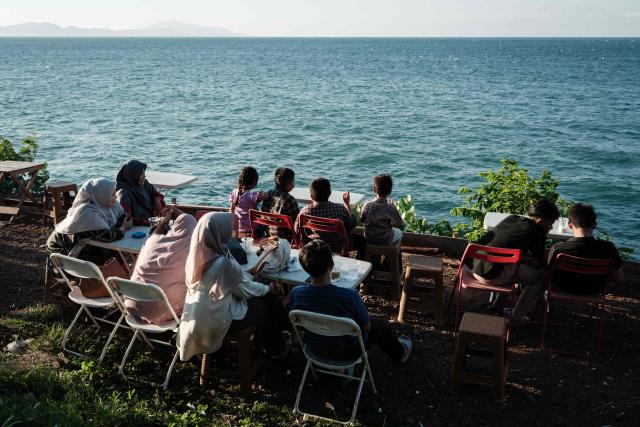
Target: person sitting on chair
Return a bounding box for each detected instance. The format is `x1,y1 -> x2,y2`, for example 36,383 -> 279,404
472,198 -> 560,326
547,203 -> 624,294
287,239 -> 412,363
116,159 -> 167,226
261,167 -> 300,241
360,174 -> 404,245
294,178 -> 355,253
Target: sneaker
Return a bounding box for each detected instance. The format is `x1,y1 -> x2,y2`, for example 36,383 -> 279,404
398,335 -> 412,363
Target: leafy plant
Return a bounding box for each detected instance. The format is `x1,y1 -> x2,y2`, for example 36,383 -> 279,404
0,134 -> 49,195
450,159 -> 570,242
395,195 -> 453,236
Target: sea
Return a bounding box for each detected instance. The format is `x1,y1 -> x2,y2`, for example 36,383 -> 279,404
1,38 -> 639,252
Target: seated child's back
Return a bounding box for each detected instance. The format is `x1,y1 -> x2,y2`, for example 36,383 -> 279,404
360,174 -> 403,245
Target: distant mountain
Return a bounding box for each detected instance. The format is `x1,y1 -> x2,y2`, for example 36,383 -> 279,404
0,21 -> 241,37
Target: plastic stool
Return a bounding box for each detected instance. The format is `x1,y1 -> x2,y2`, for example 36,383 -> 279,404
398,255 -> 444,327
200,327 -> 264,394
361,239 -> 402,298
43,181 -> 77,224
450,312 -> 507,402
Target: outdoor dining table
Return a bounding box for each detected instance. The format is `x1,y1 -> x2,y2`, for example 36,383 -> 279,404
240,237 -> 372,289
290,186 -> 365,206
145,171 -> 198,199
85,226 -> 150,273
0,160 -> 46,221
483,211 -> 574,241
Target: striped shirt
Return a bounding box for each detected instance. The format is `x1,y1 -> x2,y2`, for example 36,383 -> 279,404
360,198 -> 404,244
261,189 -> 300,240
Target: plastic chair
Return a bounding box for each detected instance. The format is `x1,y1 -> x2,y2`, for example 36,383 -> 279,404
454,244 -> 522,341
289,310 -> 377,425
49,253 -> 126,362
540,254 -> 613,357
249,209 -> 297,247
106,277 -> 181,390
297,214 -> 350,256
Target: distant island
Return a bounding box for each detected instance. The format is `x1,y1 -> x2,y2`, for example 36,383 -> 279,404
0,21 -> 241,37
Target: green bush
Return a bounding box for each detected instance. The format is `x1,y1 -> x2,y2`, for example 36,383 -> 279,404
395,195 -> 453,236
450,159 -> 571,242
0,134 -> 49,195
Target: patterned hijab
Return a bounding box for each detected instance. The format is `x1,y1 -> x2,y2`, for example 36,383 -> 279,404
55,178 -> 124,235
185,212 -> 244,300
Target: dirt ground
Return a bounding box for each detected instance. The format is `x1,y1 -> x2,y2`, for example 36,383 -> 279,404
1,214 -> 639,426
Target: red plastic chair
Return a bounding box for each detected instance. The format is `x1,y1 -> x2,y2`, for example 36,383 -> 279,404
297,214 -> 350,256
540,254 -> 613,357
455,244 -> 522,341
249,209 -> 297,247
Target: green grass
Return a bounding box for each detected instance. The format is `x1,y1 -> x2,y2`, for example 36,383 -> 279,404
0,305 -> 342,427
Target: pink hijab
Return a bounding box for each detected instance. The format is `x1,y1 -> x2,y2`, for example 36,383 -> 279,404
185,212 -> 244,300
128,214 -> 197,323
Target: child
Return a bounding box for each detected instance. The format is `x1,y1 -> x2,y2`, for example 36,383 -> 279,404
261,167 -> 300,241
360,174 -> 404,245
229,166 -> 268,236
287,239 -> 412,363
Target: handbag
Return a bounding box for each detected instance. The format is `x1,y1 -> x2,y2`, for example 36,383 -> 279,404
79,257 -> 129,298
260,238 -> 291,275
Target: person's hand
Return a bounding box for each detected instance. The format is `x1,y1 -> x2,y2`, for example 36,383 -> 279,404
342,191 -> 351,207
119,216 -> 133,232
153,197 -> 163,216
172,208 -> 185,219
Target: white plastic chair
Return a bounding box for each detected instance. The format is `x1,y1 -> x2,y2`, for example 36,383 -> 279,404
288,310 -> 377,425
49,253 -> 126,362
106,277 -> 181,390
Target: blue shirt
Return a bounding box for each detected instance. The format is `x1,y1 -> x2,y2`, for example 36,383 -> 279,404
287,284 -> 370,356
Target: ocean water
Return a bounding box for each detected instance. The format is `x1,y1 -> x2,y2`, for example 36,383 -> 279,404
1,38 -> 639,251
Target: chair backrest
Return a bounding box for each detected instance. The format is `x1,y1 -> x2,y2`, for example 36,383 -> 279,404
549,253 -> 613,276
249,209 -> 296,242
289,309 -> 361,337
106,277 -> 180,325
298,214 -> 350,256
50,252 -> 104,283
461,243 -> 522,265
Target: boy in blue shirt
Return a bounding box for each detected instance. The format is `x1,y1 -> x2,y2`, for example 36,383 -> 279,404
287,239 -> 412,362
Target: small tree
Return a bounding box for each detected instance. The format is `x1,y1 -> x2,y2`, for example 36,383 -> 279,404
0,134 -> 49,195
450,159 -> 571,242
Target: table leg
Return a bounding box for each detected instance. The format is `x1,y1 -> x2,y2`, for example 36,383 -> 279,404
9,172 -> 40,221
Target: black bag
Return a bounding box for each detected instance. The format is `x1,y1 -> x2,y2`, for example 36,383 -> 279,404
225,239 -> 248,265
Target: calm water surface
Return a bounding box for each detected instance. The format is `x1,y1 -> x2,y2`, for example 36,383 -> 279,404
1,38 -> 639,251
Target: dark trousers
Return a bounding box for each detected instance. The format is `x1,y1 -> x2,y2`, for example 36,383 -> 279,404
229,293 -> 289,354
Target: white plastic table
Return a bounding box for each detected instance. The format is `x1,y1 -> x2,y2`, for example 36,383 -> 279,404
240,238 -> 371,289
145,171 -> 198,196
483,212 -> 573,241
85,226 -> 150,273
290,187 -> 365,206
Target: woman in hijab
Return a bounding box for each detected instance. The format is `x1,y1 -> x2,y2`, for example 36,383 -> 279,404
116,159 -> 166,226
177,212 -> 289,361
125,208 -> 196,325
46,178 -> 133,263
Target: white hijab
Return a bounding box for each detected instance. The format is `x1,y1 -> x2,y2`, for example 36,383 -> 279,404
185,212 -> 244,300
55,178 -> 124,235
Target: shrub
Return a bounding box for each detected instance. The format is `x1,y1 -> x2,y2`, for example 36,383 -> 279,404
0,134 -> 49,195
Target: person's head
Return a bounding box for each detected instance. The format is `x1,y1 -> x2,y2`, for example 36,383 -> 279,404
80,178 -> 118,208
299,239 -> 334,280
568,203 -> 597,230
310,178 -> 331,203
274,167 -> 295,192
236,166 -> 259,195
116,159 -> 147,188
528,198 -> 560,233
373,174 -> 393,198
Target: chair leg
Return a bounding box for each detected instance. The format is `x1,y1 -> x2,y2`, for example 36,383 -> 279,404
540,293 -> 550,350
119,330 -> 140,377
493,340 -> 506,403
363,357 -> 377,394
199,354 -> 209,386
98,314 -> 124,363
596,303 -> 606,355
61,306 -> 86,357
162,349 -> 180,390
455,278 -> 463,332
237,332 -> 252,394
81,305 -> 101,329
349,368 -> 368,424
293,361 -> 312,415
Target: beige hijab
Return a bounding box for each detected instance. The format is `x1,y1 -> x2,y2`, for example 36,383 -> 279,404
185,212 -> 244,300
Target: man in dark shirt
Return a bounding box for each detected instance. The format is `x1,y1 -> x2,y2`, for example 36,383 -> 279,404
472,198 -> 560,326
287,240 -> 412,363
547,203 -> 624,294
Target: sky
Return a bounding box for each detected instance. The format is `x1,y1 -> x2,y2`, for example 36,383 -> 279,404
0,0 -> 639,37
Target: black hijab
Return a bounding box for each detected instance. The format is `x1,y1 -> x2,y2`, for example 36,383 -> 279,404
116,160 -> 156,218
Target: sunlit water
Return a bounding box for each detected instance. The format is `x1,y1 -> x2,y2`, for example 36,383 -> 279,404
1,38 -> 639,251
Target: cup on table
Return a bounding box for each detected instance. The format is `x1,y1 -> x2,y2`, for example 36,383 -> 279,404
148,217 -> 161,229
